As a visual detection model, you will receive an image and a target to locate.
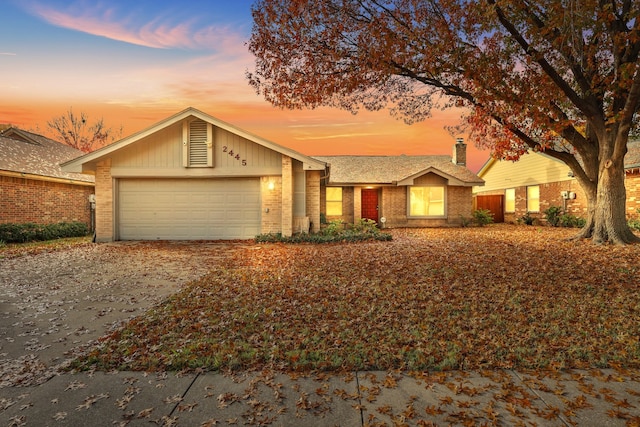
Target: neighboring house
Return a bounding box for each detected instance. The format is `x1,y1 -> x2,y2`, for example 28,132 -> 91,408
313,140 -> 484,228
0,128 -> 95,227
473,140 -> 640,223
62,108 -> 484,242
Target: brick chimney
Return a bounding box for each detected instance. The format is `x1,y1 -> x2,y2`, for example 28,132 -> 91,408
452,137 -> 467,166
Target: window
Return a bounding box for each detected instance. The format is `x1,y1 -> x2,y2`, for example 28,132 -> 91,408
527,186 -> 540,212
505,188 -> 515,213
326,187 -> 343,216
183,119 -> 213,167
409,186 -> 445,217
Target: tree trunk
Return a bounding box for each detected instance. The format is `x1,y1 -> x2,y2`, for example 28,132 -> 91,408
577,158 -> 640,245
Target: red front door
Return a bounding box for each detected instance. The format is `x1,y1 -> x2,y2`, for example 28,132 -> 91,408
361,189 -> 379,223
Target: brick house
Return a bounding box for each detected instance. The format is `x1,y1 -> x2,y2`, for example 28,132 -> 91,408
62,108 -> 483,241
472,140 -> 640,223
0,128 -> 95,227
313,140 -> 484,228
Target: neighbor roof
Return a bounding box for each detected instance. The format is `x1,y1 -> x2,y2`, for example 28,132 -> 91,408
626,139 -> 640,169
0,128 -> 95,185
312,155 -> 484,187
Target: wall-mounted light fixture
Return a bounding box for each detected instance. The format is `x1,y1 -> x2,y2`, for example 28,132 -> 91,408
268,181 -> 275,191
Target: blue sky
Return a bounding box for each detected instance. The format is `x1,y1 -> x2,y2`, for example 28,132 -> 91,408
0,0 -> 489,170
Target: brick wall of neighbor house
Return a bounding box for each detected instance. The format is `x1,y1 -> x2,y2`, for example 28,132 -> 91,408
261,176 -> 282,234
627,172 -> 640,217
0,175 -> 93,226
95,159 -> 113,242
305,170 -> 320,233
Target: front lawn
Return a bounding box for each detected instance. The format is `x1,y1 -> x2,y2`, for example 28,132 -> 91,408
75,225 -> 640,372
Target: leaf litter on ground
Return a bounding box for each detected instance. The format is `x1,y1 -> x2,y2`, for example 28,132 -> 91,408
73,225 -> 640,374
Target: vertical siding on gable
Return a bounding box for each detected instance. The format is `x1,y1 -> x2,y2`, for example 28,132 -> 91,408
215,127 -> 281,170
414,173 -> 447,185
110,123 -> 182,169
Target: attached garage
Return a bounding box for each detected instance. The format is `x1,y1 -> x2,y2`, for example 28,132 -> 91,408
118,178 -> 260,240
61,108 -> 327,242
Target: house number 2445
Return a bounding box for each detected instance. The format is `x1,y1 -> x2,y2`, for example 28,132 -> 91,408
222,146 -> 247,166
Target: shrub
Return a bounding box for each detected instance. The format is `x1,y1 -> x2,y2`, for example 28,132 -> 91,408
0,222 -> 89,244
543,206 -> 563,227
255,220 -> 391,244
518,212 -> 536,225
472,209 -> 494,227
628,208 -> 640,231
352,218 -> 378,233
322,219 -> 345,235
559,214 -> 586,228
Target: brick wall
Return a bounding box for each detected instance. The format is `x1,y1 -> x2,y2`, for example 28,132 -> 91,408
380,185 -> 472,228
627,172 -> 640,217
261,176 -> 282,234
281,156 -> 293,237
95,159 -> 113,242
305,170 -> 320,233
0,175 -> 93,226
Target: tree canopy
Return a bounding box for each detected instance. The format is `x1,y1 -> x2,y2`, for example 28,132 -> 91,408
47,108 -> 122,153
248,0 -> 640,244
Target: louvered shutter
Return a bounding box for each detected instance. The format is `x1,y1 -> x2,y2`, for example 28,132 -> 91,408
188,119 -> 212,167
183,119 -> 213,167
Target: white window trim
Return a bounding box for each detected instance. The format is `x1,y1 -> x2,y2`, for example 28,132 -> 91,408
407,185 -> 447,218
527,185 -> 540,212
326,187 -> 343,216
505,188 -> 516,213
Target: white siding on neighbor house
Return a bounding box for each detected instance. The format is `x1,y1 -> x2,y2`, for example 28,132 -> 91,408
118,178 -> 260,240
108,120 -> 282,177
474,153 -> 573,193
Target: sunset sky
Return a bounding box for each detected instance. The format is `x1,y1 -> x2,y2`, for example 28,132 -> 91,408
1,0 -> 490,171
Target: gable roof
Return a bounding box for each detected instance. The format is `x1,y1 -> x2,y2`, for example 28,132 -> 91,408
62,107 -> 326,173
312,155 -> 484,187
0,128 -> 95,185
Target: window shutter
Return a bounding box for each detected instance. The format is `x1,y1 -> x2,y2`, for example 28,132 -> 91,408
184,119 -> 213,167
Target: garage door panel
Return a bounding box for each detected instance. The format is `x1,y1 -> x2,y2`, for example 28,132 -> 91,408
118,179 -> 260,240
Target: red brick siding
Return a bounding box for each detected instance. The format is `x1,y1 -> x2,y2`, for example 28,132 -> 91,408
627,172 -> 640,217
0,175 -> 93,226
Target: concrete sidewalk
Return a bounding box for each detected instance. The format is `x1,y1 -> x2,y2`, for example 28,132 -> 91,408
1,368 -> 639,426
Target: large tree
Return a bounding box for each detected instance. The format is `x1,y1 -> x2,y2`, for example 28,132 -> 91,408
247,0 -> 640,244
47,108 -> 122,153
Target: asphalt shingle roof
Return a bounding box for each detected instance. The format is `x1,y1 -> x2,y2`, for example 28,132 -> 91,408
311,155 -> 484,185
626,140 -> 640,168
0,129 -> 94,184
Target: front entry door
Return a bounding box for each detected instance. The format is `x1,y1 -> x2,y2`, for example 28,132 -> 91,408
361,189 -> 379,223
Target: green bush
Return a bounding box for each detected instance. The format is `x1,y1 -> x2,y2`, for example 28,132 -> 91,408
322,219 -> 345,235
518,212 -> 536,225
628,208 -> 640,231
559,214 -> 586,228
255,220 -> 391,244
543,206 -> 563,227
0,222 -> 89,243
472,209 -> 494,226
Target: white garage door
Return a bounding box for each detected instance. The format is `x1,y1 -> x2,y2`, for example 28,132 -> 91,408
118,178 -> 260,240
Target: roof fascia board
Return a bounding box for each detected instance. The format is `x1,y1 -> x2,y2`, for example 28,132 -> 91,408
62,107 -> 326,172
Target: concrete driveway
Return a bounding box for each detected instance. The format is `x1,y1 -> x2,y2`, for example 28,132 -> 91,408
0,241 -> 241,388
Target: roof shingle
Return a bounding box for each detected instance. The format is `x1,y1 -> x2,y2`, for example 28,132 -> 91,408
311,155 -> 484,186
0,129 -> 94,184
